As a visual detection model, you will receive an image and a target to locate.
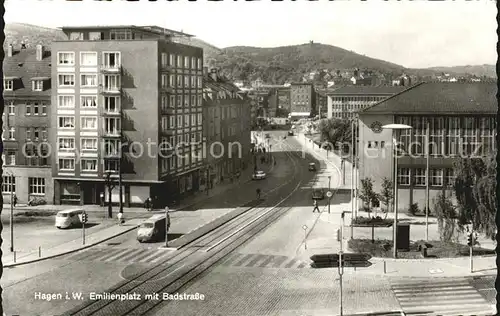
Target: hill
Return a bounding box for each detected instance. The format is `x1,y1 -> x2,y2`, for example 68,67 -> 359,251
425,64 -> 496,78
211,43 -> 407,83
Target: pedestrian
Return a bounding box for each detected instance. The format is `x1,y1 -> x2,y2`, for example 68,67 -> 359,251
166,207 -> 171,231
313,199 -> 320,213
117,211 -> 124,225
256,188 -> 261,200
144,197 -> 151,211
13,194 -> 17,208
99,192 -> 104,207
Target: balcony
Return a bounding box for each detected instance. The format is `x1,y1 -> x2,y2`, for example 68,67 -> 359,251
100,86 -> 121,94
101,64 -> 121,73
103,109 -> 121,116
103,152 -> 121,159
102,129 -> 121,138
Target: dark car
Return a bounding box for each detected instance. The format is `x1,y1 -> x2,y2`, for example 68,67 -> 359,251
288,130 -> 294,136
312,189 -> 325,200
308,163 -> 316,171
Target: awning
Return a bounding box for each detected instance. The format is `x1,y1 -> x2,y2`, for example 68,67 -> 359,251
3,76 -> 19,80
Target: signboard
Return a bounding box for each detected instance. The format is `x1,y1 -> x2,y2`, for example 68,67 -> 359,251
326,191 -> 333,198
302,225 -> 308,230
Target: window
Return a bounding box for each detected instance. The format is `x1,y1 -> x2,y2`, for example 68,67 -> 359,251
177,95 -> 182,108
104,118 -> 120,134
191,57 -> 196,69
81,117 -> 97,130
161,74 -> 168,89
197,132 -> 202,142
104,159 -> 119,172
80,52 -> 97,66
4,79 -> 13,91
191,114 -> 196,126
110,29 -> 132,40
8,127 -> 15,140
178,156 -> 183,168
197,77 -> 202,87
58,52 -> 75,65
81,138 -> 98,151
58,137 -> 75,150
191,77 -> 196,88
103,74 -> 120,91
2,176 -> 15,193
395,116 -> 411,154
177,55 -> 182,68
413,168 -> 426,186
58,74 -> 75,87
198,96 -> 202,105
81,74 -> 98,87
103,52 -> 121,68
81,159 -> 98,171
58,95 -> 75,108
69,32 -> 83,40
197,113 -> 202,125
26,129 -> 32,140
430,169 -> 443,186
184,115 -> 190,127
104,139 -> 120,156
161,95 -> 168,111
169,95 -> 175,108
42,128 -> 48,140
104,96 -> 120,113
169,116 -> 175,129
7,102 -> 15,115
169,75 -> 175,87
191,133 -> 196,143
59,158 -> 75,171
429,117 -> 444,156
184,75 -> 189,88
81,95 -> 97,108
169,54 -> 175,66
177,75 -> 183,88
41,103 -> 47,116
184,95 -> 189,107
444,169 -> 455,187
397,168 -> 410,185
33,128 -> 40,140
33,102 -> 40,116
447,117 -> 461,156
177,115 -> 182,127
169,136 -> 175,148
32,80 -> 43,91
184,134 -> 190,143
197,58 -> 202,69
177,135 -> 183,145
191,95 -> 196,107
184,56 -> 190,69
462,117 -> 477,156
29,178 -> 45,195
480,117 -> 495,155
89,32 -> 102,41
161,117 -> 168,132
169,156 -> 175,169
161,53 -> 168,67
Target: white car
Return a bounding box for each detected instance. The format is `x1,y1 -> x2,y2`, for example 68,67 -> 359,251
252,171 -> 267,180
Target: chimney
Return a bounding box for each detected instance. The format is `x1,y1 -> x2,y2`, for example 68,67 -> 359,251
203,67 -> 209,77
7,44 -> 13,57
36,44 -> 44,61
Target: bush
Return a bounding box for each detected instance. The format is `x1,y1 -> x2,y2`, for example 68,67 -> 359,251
408,203 -> 420,216
352,216 -> 393,227
423,207 -> 432,216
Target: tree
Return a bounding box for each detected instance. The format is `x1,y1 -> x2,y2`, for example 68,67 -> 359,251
453,152 -> 496,239
317,118 -> 352,151
433,191 -> 459,242
378,177 -> 393,219
358,178 -> 378,217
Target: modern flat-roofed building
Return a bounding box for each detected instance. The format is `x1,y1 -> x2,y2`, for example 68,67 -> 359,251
327,86 -> 406,120
2,44 -> 53,204
357,81 -> 496,210
290,83 -> 315,119
51,25 -> 203,207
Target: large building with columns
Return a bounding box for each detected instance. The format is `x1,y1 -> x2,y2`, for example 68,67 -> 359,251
357,81 -> 496,211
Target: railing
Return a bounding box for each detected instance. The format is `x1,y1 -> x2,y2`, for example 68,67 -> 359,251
100,86 -> 121,94
101,64 -> 121,72
102,130 -> 121,137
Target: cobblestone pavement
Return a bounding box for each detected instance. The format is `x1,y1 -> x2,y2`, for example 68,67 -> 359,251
151,267 -> 401,316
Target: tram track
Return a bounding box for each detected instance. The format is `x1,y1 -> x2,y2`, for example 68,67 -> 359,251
64,138 -> 311,316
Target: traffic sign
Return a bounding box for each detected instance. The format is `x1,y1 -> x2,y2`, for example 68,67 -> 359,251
302,225 -> 308,230
326,191 -> 333,198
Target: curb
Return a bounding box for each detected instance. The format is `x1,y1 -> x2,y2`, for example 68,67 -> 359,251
4,223 -> 141,268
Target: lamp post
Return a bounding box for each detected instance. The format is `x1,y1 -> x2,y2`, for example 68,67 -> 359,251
104,171 -> 114,218
7,172 -> 14,252
382,123 -> 412,259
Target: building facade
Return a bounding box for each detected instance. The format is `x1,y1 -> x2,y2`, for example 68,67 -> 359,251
51,25 -> 203,207
202,70 -> 251,188
357,81 -> 496,210
290,83 -> 315,118
267,87 -> 291,118
327,86 -> 406,120
2,44 -> 53,203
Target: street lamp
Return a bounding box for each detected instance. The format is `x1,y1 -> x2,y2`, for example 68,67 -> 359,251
6,172 -> 14,252
382,123 -> 412,259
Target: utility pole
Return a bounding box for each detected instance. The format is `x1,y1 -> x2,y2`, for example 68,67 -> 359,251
339,211 -> 345,316
10,173 -> 14,252
165,207 -> 170,248
119,106 -> 123,215
425,120 -> 430,241
350,120 -> 354,220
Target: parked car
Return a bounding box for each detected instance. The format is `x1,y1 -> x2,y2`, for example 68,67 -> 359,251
312,189 -> 325,200
288,130 -> 294,136
252,171 -> 267,180
308,163 -> 317,171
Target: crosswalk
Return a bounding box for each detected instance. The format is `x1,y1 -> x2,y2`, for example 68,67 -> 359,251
64,246 -> 175,265
390,277 -> 493,316
219,252 -> 307,269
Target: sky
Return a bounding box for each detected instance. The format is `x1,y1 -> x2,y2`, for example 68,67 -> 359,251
4,0 -> 497,68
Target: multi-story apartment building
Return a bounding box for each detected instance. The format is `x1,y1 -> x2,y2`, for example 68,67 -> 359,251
202,69 -> 251,188
290,83 -> 315,119
267,87 -> 291,118
357,81 -> 496,210
51,25 -> 203,207
2,44 -> 53,203
327,86 -> 406,120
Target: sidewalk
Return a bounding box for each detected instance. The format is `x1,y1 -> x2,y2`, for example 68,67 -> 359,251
4,155 -> 276,268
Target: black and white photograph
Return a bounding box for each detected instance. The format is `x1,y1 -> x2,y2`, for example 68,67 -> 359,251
0,0 -> 498,315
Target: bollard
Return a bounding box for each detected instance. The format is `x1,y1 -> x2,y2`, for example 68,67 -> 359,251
383,260 -> 386,274
39,246 -> 41,258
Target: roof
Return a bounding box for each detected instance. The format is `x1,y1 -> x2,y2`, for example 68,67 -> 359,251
3,48 -> 51,97
60,25 -> 193,37
327,86 -> 407,95
361,82 -> 497,115
203,75 -> 245,102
